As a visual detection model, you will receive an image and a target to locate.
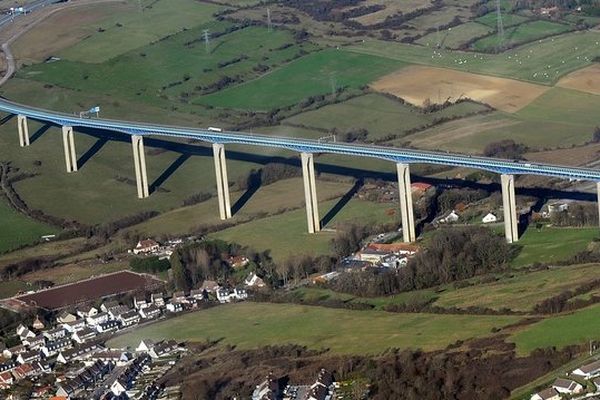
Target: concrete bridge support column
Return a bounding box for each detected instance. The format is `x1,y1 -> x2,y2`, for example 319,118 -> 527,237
597,182 -> 600,229
212,143 -> 231,220
396,163 -> 416,243
61,126 -> 77,173
131,135 -> 149,199
501,174 -> 519,243
301,152 -> 320,233
17,115 -> 29,147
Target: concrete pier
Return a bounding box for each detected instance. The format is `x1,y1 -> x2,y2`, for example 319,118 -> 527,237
17,115 -> 29,147
61,126 -> 77,173
131,135 -> 149,199
396,163 -> 416,243
501,174 -> 518,243
212,143 -> 231,220
301,152 -> 320,233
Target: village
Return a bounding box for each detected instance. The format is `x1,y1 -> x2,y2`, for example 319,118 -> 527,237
530,358 -> 600,400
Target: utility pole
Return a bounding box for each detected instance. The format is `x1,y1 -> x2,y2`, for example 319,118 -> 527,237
203,29 -> 210,54
496,0 -> 505,51
267,8 -> 272,32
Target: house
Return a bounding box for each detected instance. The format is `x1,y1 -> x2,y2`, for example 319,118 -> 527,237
166,301 -> 183,313
0,361 -> 17,373
200,280 -> 219,293
139,304 -> 161,320
32,315 -> 45,330
245,272 -> 266,288
548,202 -> 569,214
41,338 -> 72,357
216,288 -> 232,303
118,310 -> 140,327
56,343 -> 99,364
172,291 -> 186,303
228,255 -> 249,269
11,363 -> 34,380
190,289 -> 206,300
89,349 -> 131,365
0,371 -> 13,389
133,239 -> 160,255
111,378 -> 129,396
86,312 -> 110,326
57,311 -> 77,324
107,304 -> 131,319
43,327 -> 67,341
552,378 -> 583,394
72,327 -> 97,344
148,340 -> 179,359
252,372 -> 280,400
134,296 -> 149,310
22,334 -> 45,349
482,212 -> 497,224
530,388 -> 560,400
100,300 -> 120,312
96,320 -> 120,333
151,292 -> 165,307
76,305 -> 99,319
440,210 -> 460,224
16,350 -> 41,365
16,324 -> 35,340
136,339 -> 155,353
3,345 -> 26,359
573,359 -> 600,378
62,319 -> 86,333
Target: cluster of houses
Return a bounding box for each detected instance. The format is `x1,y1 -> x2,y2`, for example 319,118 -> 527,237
253,369 -> 337,400
130,238 -> 183,260
530,359 -> 600,400
352,242 -> 420,270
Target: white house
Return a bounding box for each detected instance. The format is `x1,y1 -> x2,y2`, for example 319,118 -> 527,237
139,304 -> 161,320
96,320 -> 119,333
482,212 -> 497,224
16,350 -> 41,365
245,272 -> 266,288
110,379 -> 128,396
41,338 -> 72,357
166,302 -> 183,313
86,312 -> 109,326
133,239 -> 160,255
136,339 -> 155,353
552,378 -> 583,394
43,327 -> 66,341
440,210 -> 460,224
62,319 -> 86,333
76,306 -> 99,319
217,288 -> 247,303
72,327 -> 97,344
16,324 -> 35,340
134,297 -> 149,310
573,359 -> 600,378
530,388 -> 560,400
57,312 -> 77,324
22,334 -> 45,349
118,310 -> 140,327
151,292 -> 165,307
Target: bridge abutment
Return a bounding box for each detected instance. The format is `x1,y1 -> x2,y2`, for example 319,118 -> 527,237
301,152 -> 320,233
212,143 -> 231,220
501,174 -> 519,243
61,126 -> 77,173
131,135 -> 149,199
17,115 -> 29,147
396,163 -> 416,243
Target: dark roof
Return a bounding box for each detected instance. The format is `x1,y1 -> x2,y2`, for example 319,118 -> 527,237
536,388 -> 559,400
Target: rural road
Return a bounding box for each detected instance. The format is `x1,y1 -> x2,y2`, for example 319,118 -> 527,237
0,0 -> 123,86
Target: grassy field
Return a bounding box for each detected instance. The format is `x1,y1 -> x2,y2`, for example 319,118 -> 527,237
511,226 -> 599,267
434,263 -> 600,312
416,22 -> 493,49
20,24 -> 316,109
472,20 -> 573,52
511,302 -> 600,354
283,93 -> 489,140
57,0 -> 227,63
212,197 -> 397,261
0,280 -> 28,299
0,198 -> 57,254
476,12 -> 530,28
345,30 -> 600,84
21,260 -> 129,286
107,302 -> 520,354
196,49 -> 406,110
122,178 -> 353,237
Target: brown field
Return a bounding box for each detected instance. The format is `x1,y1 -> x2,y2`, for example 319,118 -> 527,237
349,0 -> 433,25
525,143 -> 600,166
11,1 -> 129,65
371,65 -> 549,112
557,64 -> 600,96
15,271 -> 163,309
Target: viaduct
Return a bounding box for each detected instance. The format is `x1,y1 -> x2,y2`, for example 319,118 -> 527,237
5,98 -> 600,244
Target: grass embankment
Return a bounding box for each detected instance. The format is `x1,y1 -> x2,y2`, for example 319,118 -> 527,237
472,20 -> 572,52
0,197 -> 57,253
108,302 -> 519,354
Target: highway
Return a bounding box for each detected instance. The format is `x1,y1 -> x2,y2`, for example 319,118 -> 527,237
1,96 -> 600,181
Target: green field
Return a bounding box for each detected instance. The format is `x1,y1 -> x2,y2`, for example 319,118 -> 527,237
476,12 -> 530,28
511,302 -> 600,354
512,226 -> 599,267
283,93 -> 490,141
345,30 -> 600,84
416,22 -> 493,49
108,302 -> 520,354
0,198 -> 57,254
472,20 -> 573,52
196,49 -> 406,110
212,197 -> 397,261
0,280 -> 28,299
20,24 -> 316,108
58,0 -> 227,63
